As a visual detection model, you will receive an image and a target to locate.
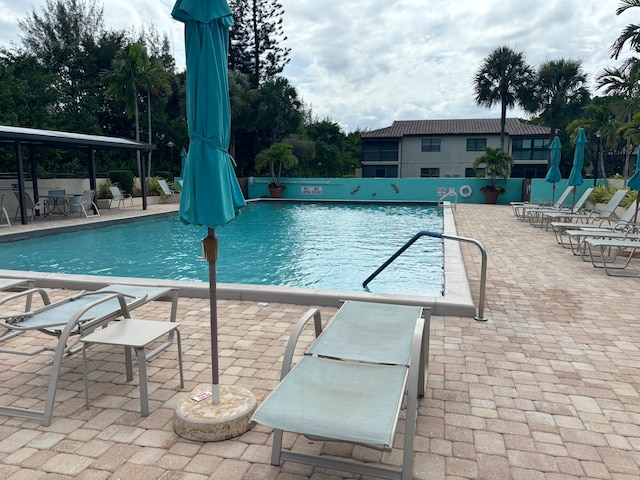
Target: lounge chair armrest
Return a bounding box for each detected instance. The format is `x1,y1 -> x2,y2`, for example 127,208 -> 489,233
280,308 -> 323,379
0,287 -> 50,309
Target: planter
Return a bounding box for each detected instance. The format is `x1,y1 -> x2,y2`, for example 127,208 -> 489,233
481,190 -> 500,204
96,199 -> 111,209
269,187 -> 285,199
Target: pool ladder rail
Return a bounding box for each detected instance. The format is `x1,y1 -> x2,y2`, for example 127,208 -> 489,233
363,231 -> 488,322
438,191 -> 457,210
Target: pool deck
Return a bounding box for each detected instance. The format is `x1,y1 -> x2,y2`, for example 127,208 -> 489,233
0,203 -> 639,479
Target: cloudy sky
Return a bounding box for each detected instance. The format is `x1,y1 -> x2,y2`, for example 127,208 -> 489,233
0,0 -> 636,132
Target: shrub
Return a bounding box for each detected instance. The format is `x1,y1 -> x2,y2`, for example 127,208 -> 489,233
154,171 -> 171,180
108,170 -> 134,194
97,180 -> 113,199
621,190 -> 638,208
588,185 -> 611,204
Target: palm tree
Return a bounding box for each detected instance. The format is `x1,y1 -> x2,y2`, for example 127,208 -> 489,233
611,0 -> 640,59
473,46 -> 535,151
257,76 -> 303,145
101,42 -> 168,182
533,59 -> 590,151
596,59 -> 640,179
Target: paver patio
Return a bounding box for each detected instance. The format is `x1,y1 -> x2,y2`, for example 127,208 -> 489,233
0,203 -> 638,479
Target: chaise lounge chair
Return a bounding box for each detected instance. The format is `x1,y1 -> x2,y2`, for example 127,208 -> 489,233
511,185 -> 573,221
584,236 -> 640,276
0,284 -> 178,426
549,189 -> 630,244
526,187 -> 594,229
158,179 -> 179,203
251,301 -> 429,480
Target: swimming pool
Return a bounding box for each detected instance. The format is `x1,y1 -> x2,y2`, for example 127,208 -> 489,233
0,202 -> 445,296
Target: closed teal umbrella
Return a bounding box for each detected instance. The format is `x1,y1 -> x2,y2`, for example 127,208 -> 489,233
172,0 -> 246,404
545,136 -> 563,203
628,147 -> 640,223
567,128 -> 587,209
180,147 -> 187,178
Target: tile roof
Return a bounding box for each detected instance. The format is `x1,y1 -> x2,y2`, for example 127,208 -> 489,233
361,118 -> 551,138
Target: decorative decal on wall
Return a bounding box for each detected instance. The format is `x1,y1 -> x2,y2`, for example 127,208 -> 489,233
391,183 -> 400,194
350,186 -> 361,195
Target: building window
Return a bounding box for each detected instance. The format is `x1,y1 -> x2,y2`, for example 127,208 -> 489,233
466,138 -> 486,151
363,141 -> 399,162
512,138 -> 550,160
465,167 -> 484,178
420,168 -> 440,178
421,139 -> 441,152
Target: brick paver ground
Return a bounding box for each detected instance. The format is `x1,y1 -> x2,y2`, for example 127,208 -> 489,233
0,203 -> 639,479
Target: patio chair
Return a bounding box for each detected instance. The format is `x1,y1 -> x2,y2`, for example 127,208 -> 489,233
251,301 -> 429,480
158,179 -> 178,203
0,194 -> 10,227
109,186 -> 134,209
13,191 -> 49,222
0,284 -> 179,426
70,190 -> 100,217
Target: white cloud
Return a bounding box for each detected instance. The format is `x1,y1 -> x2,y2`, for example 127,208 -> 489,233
0,0 -> 637,132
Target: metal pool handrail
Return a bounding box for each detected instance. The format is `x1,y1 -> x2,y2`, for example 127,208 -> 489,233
362,231 -> 488,322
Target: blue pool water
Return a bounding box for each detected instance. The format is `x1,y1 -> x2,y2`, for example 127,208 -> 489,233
0,202 -> 445,296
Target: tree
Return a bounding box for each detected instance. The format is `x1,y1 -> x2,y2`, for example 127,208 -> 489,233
18,0 -> 107,132
472,147 -> 515,194
255,142 -> 298,188
473,46 -> 535,150
596,60 -> 640,179
229,0 -> 291,87
101,42 -> 168,181
257,76 -> 303,145
532,59 -> 590,151
611,0 -> 640,59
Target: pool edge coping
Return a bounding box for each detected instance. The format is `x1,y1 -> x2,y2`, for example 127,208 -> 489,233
0,202 -> 477,317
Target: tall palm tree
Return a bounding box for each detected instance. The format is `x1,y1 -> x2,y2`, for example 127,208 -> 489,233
596,59 -> 640,179
257,76 -> 303,145
611,0 -> 640,59
101,42 -> 168,182
474,46 -> 536,151
534,59 -> 590,151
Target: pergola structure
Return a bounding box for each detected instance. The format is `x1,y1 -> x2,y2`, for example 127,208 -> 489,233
0,125 -> 156,224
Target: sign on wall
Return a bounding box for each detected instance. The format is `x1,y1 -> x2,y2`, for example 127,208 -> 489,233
301,186 -> 323,195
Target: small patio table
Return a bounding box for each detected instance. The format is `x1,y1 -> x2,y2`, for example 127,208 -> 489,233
81,318 -> 184,416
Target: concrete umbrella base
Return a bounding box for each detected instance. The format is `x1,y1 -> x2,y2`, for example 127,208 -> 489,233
174,384 -> 257,441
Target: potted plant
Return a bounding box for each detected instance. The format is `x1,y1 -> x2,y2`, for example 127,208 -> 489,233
472,147 -> 514,204
255,143 -> 299,198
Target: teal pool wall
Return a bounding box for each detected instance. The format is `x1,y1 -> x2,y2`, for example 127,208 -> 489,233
247,177 -> 596,204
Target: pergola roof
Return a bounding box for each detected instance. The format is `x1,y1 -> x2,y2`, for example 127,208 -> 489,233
1,125 -> 156,223
0,125 -> 155,151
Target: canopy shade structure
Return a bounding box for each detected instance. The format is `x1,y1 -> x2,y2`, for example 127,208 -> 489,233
0,125 -> 156,224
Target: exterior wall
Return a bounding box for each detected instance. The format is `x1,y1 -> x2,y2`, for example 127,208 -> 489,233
400,135 -> 502,178
247,177 -> 594,206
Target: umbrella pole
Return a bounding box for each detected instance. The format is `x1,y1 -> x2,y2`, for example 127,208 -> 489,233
203,228 -> 220,404
552,184 -> 556,204
571,187 -> 577,211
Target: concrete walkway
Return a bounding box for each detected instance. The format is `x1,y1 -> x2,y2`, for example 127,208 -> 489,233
0,203 -> 639,479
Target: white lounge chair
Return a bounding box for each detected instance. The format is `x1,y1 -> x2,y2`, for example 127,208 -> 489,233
109,186 -> 133,209
251,301 -> 429,480
0,284 -> 178,426
158,179 -> 178,203
511,185 -> 573,221
549,189 -> 630,244
526,187 -> 594,229
584,237 -> 640,276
